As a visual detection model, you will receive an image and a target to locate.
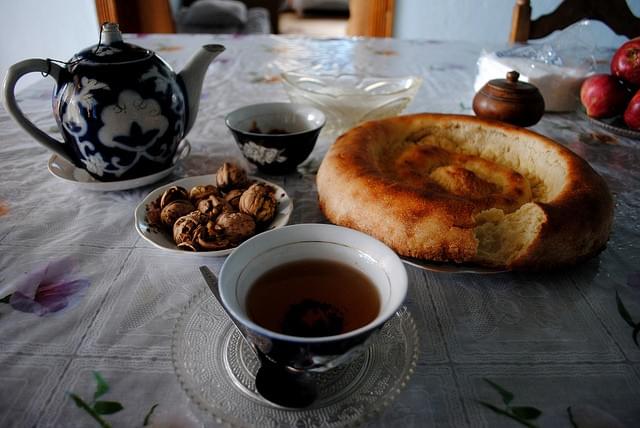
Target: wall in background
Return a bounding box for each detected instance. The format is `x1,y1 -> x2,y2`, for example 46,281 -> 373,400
393,0 -> 640,47
0,1 -> 99,101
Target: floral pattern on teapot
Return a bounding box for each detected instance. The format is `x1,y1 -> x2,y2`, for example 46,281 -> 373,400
56,64 -> 185,179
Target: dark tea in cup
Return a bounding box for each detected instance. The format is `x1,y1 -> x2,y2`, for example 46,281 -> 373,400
246,259 -> 380,337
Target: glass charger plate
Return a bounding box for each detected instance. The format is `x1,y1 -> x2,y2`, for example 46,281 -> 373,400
172,290 -> 419,427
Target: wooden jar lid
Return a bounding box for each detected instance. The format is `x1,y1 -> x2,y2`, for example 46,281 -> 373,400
473,71 -> 545,127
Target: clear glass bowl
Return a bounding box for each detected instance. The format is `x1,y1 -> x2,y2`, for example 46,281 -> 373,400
281,71 -> 422,135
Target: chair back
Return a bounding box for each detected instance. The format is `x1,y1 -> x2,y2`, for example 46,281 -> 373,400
509,0 -> 640,43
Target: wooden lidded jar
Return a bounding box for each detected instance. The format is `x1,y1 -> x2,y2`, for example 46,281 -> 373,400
473,70 -> 545,127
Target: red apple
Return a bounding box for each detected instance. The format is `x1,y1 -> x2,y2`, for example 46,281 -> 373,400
611,38 -> 640,85
580,74 -> 630,118
624,89 -> 640,130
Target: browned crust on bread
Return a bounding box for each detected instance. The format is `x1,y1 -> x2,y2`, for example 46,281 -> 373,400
317,113 -> 613,270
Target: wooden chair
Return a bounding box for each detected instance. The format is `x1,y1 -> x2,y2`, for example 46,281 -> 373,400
347,0 -> 395,37
509,0 -> 640,43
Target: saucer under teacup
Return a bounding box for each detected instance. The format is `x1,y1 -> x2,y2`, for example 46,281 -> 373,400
47,139 -> 191,191
172,289 -> 418,423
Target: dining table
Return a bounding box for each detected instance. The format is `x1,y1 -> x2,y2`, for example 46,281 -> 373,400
1,32 -> 639,428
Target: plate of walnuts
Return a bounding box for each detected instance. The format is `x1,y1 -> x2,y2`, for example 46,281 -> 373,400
134,162 -> 293,256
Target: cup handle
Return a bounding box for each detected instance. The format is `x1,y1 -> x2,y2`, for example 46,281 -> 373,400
3,58 -> 73,162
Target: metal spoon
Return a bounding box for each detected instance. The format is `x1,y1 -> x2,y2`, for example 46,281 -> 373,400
199,266 -> 318,408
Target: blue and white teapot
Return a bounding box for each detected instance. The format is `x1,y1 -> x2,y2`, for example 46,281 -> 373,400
3,23 -> 224,181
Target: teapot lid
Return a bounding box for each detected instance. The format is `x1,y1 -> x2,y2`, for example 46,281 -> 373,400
71,23 -> 153,66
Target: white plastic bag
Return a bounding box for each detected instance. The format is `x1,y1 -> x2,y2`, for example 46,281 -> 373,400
474,20 -> 621,112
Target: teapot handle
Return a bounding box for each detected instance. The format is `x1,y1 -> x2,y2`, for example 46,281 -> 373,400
3,59 -> 73,162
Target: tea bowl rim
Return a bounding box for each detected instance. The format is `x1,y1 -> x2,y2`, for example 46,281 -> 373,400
224,102 -> 326,138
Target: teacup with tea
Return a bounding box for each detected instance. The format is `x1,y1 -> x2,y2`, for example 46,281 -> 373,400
218,223 -> 408,372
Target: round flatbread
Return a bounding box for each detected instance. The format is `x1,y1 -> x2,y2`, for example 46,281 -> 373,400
317,113 -> 613,270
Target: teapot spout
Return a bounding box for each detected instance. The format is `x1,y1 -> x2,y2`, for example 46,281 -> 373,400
178,44 -> 225,134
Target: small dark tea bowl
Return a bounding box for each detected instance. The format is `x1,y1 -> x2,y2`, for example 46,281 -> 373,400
218,224 -> 408,373
225,102 -> 325,175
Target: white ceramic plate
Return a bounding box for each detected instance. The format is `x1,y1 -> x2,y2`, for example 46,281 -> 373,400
134,175 -> 293,257
47,139 -> 191,191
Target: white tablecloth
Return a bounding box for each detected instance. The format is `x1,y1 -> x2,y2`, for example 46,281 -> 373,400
1,34 -> 639,427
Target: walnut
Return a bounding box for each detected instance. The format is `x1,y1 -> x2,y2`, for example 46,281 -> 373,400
173,211 -> 208,246
189,185 -> 220,204
154,163 -> 265,252
215,212 -> 256,243
239,183 -> 277,223
197,194 -> 234,218
224,189 -> 244,210
160,200 -> 195,227
194,221 -> 232,251
160,186 -> 189,208
216,162 -> 247,190
145,198 -> 163,228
